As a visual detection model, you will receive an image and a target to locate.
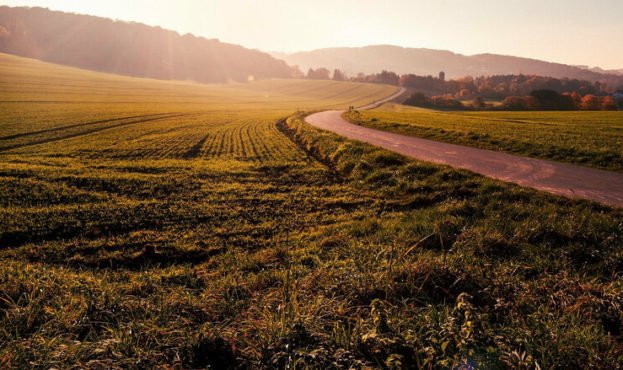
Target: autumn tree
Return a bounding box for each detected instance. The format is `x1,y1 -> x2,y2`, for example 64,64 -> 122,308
569,92 -> 582,109
501,96 -> 530,110
580,95 -> 601,110
601,96 -> 618,110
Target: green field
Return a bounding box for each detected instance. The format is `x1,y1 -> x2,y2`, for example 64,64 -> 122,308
1,54 -> 623,369
345,104 -> 623,172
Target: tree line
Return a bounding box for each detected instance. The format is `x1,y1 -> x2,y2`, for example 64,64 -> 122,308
300,67 -> 623,111
405,90 -> 620,111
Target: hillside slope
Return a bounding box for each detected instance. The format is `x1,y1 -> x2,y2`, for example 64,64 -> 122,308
0,6 -> 294,83
276,45 -> 623,85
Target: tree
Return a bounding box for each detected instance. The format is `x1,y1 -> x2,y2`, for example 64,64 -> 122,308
530,89 -> 559,109
615,89 -> 623,109
501,96 -> 530,110
530,90 -> 574,110
601,96 -> 618,110
403,92 -> 430,107
306,68 -> 331,80
569,92 -> 582,109
432,97 -> 465,110
472,97 -> 485,109
376,70 -> 400,85
353,72 -> 366,82
290,65 -> 305,79
580,95 -> 601,110
332,69 -> 345,81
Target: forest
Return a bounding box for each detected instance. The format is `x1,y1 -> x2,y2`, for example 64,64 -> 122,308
304,68 -> 623,110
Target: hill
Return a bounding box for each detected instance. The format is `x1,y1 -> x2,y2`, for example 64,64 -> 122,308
275,45 -> 623,85
0,6 -> 294,83
575,65 -> 623,76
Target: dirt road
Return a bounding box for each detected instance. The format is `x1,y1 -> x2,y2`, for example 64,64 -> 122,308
306,100 -> 623,208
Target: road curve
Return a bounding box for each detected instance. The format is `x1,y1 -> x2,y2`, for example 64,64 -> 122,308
356,87 -> 407,110
306,92 -> 623,208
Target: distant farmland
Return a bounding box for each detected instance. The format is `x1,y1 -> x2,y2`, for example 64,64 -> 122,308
1,53 -> 622,369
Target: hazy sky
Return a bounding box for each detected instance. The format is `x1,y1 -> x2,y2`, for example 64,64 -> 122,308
2,0 -> 622,69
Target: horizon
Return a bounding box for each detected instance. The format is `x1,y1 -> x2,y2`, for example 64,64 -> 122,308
1,0 -> 621,70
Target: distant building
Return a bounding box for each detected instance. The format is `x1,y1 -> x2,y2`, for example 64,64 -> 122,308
439,71 -> 445,82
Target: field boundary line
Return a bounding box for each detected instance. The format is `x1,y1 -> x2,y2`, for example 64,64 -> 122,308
276,116 -> 341,178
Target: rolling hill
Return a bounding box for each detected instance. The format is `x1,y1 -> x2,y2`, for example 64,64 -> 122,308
0,6 -> 294,83
274,45 -> 623,85
578,66 -> 623,76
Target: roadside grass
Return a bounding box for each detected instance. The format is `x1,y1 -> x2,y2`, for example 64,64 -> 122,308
344,104 -> 623,172
0,54 -> 622,368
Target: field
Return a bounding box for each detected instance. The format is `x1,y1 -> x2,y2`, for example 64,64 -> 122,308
344,104 -> 623,172
1,54 -> 623,369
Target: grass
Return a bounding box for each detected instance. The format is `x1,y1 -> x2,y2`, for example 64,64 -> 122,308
1,53 -> 622,368
344,103 -> 623,172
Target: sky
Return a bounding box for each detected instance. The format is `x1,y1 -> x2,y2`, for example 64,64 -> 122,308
2,0 -> 622,69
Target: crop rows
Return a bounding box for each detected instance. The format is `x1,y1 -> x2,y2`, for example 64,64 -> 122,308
4,113 -> 307,162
